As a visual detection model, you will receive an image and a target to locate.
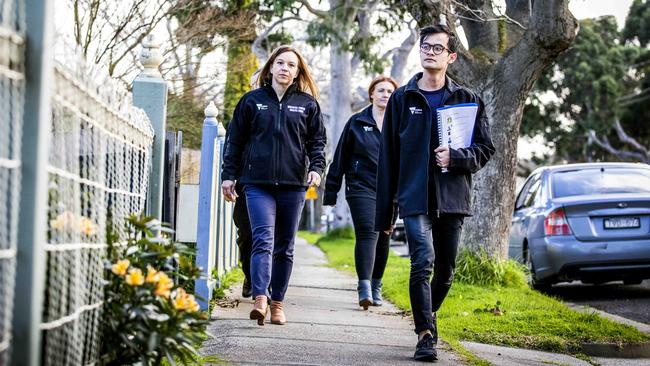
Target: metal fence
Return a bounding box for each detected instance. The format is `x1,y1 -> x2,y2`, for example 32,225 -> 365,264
38,57 -> 154,364
0,0 -> 25,364
195,102 -> 238,310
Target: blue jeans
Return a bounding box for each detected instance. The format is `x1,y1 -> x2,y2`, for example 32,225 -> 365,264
244,185 -> 306,301
404,214 -> 464,334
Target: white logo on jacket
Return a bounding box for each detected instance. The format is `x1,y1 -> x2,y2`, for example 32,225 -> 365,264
409,106 -> 423,115
363,126 -> 373,132
256,104 -> 268,110
287,105 -> 306,113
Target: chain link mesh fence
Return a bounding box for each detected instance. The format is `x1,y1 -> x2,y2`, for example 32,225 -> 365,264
39,48 -> 154,365
0,0 -> 25,364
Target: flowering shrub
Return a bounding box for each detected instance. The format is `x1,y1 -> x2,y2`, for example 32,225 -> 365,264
100,214 -> 207,365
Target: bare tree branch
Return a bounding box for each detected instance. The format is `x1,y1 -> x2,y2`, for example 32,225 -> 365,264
252,16 -> 304,62
504,0 -> 532,49
296,0 -> 329,18
350,1 -> 379,75
588,128 -> 650,163
494,0 -> 578,116
612,119 -> 650,158
389,19 -> 418,84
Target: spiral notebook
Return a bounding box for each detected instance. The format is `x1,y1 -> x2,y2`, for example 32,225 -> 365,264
436,103 -> 478,172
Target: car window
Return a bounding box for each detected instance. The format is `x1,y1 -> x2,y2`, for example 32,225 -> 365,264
521,175 -> 541,208
523,179 -> 542,208
515,174 -> 539,210
552,167 -> 650,198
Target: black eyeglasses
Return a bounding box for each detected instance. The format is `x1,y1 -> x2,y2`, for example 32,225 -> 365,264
420,42 -> 452,55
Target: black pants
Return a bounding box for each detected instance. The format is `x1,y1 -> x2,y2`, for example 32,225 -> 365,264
347,197 -> 390,281
403,214 -> 463,334
233,183 -> 252,281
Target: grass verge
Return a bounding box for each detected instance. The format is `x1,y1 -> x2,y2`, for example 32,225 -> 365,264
298,232 -> 650,363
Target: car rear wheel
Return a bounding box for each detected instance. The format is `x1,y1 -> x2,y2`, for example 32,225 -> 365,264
525,247 -> 551,292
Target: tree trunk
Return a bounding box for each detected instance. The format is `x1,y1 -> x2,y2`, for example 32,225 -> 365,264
462,85 -> 521,257
223,38 -> 258,124
330,38 -> 354,228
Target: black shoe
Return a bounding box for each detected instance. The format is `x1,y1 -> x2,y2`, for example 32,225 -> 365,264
414,333 -> 438,362
242,278 -> 252,298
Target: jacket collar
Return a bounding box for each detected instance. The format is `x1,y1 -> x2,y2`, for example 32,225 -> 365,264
263,79 -> 299,99
355,105 -> 376,126
404,72 -> 461,94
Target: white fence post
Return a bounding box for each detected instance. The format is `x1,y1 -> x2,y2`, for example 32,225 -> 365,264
195,102 -> 225,309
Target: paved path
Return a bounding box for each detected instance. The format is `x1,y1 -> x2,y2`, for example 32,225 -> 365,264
200,237 -> 465,365
201,237 -> 650,365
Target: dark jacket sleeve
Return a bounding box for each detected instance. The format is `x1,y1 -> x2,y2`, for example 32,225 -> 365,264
449,96 -> 495,173
222,96 -> 250,182
375,92 -> 401,231
323,119 -> 354,206
306,100 -> 327,176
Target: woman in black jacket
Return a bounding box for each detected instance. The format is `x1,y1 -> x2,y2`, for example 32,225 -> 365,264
324,75 -> 398,309
222,45 -> 326,326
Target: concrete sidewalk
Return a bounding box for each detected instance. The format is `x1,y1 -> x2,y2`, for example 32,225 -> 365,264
200,237 -> 465,365
200,237 -> 650,365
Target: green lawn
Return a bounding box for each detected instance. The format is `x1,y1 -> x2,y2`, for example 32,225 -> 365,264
298,231 -> 650,363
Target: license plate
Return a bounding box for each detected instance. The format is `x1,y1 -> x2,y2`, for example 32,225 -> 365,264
604,217 -> 640,229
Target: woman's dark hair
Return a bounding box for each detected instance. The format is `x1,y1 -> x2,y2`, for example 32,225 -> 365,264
419,25 -> 458,53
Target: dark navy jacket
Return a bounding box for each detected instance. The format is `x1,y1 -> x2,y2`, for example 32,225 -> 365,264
324,106 -> 380,205
222,83 -> 327,187
375,73 -> 495,231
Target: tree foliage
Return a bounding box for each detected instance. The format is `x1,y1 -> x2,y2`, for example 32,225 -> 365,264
523,1 -> 650,163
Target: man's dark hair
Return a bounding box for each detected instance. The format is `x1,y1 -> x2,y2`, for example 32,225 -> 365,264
420,25 -> 458,53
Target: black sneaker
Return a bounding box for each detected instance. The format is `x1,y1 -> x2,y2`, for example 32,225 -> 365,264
242,278 -> 252,298
414,333 -> 438,362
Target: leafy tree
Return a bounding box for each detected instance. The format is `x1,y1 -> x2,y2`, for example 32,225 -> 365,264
523,0 -> 650,164
522,16 -> 641,161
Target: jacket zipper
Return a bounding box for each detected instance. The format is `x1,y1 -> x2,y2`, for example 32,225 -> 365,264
412,89 -> 445,218
274,102 -> 282,185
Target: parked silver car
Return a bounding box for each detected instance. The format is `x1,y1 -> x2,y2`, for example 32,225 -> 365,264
391,218 -> 406,242
509,162 -> 650,289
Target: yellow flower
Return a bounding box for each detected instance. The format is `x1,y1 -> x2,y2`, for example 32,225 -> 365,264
125,268 -> 144,286
171,288 -> 200,312
154,272 -> 173,298
187,295 -> 200,313
78,216 -> 97,236
50,211 -> 75,230
172,288 -> 190,311
111,259 -> 130,276
145,265 -> 160,284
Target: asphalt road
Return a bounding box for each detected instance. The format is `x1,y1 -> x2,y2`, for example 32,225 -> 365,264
546,280 -> 650,325
390,242 -> 650,325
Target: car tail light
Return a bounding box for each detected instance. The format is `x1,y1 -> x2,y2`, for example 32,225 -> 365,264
544,208 -> 572,236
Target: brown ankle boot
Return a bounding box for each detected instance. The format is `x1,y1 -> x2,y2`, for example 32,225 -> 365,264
249,295 -> 268,326
270,300 -> 286,325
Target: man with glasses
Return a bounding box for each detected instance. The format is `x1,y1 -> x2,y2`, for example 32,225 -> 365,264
375,25 -> 494,362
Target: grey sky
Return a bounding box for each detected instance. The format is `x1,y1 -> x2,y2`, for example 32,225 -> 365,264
570,0 -> 633,26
